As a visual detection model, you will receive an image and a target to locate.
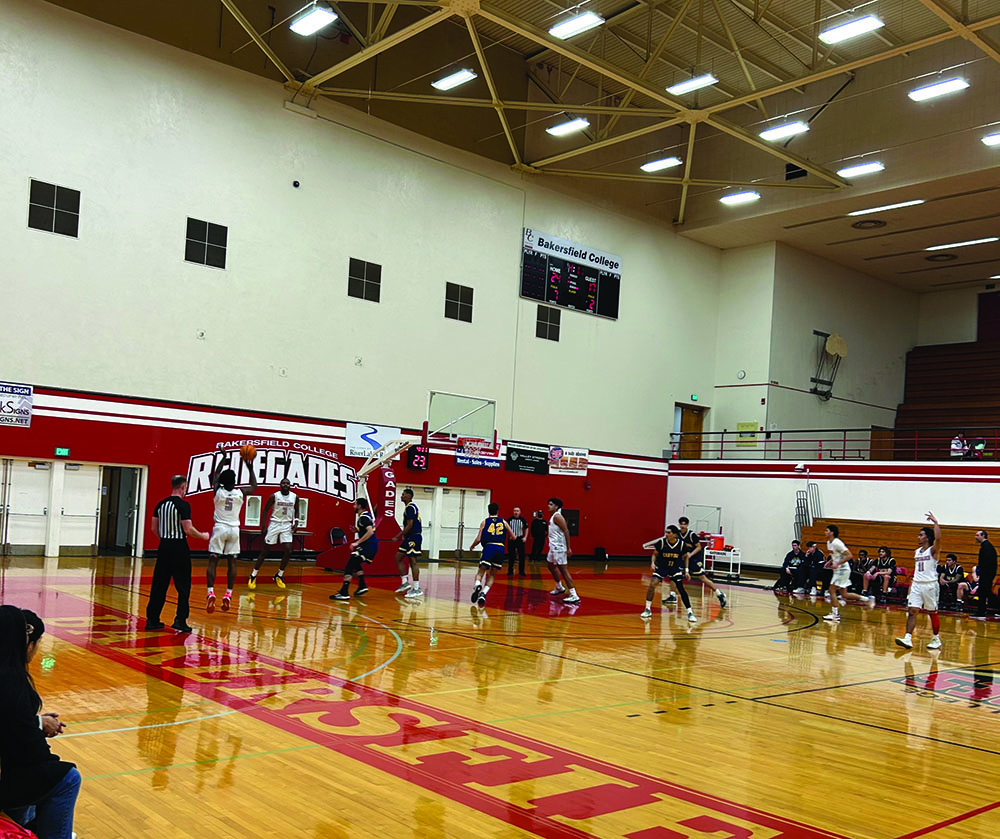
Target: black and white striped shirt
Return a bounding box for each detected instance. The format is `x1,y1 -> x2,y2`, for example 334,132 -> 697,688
507,515 -> 527,540
153,496 -> 191,541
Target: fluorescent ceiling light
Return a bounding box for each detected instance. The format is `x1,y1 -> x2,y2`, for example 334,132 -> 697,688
759,121 -> 809,141
290,3 -> 338,35
836,161 -> 885,178
546,117 -> 590,136
908,77 -> 969,101
720,191 -> 760,206
847,199 -> 925,216
983,132 -> 1000,147
925,237 -> 999,252
819,15 -> 885,45
432,69 -> 477,91
640,156 -> 683,172
548,11 -> 604,39
666,74 -> 718,95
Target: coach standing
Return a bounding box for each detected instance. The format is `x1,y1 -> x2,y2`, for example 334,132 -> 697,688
506,506 -> 529,577
146,474 -> 209,633
973,529 -> 997,620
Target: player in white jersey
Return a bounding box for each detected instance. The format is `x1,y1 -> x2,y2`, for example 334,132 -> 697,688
822,524 -> 875,622
545,497 -> 580,604
207,451 -> 258,613
896,512 -> 943,651
248,477 -> 301,591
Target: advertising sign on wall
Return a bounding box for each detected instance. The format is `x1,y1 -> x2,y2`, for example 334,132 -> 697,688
0,382 -> 33,427
346,422 -> 402,458
504,442 -> 549,474
736,422 -> 760,447
456,436 -> 502,469
548,446 -> 589,476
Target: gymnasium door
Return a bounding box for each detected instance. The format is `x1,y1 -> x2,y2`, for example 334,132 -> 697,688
393,484 -> 489,559
98,467 -> 142,554
977,291 -> 1000,341
677,404 -> 705,459
59,464 -> 101,555
2,459 -> 49,554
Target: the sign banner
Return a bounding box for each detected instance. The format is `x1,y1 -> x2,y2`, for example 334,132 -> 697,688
0,381 -> 33,428
736,422 -> 760,447
505,441 -> 549,474
522,229 -> 622,273
548,446 -> 589,476
456,436 -> 502,469
346,422 -> 402,459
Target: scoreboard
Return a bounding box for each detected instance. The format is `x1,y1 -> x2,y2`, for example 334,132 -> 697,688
519,229 -> 620,320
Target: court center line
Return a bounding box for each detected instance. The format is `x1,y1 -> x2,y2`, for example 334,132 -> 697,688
62,710 -> 239,738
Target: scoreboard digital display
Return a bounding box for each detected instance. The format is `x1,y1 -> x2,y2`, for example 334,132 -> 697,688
519,229 -> 620,320
406,445 -> 430,471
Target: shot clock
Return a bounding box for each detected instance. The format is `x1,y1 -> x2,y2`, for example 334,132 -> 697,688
407,445 -> 430,471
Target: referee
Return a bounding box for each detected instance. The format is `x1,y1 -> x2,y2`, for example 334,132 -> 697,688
146,474 -> 209,633
506,506 -> 529,577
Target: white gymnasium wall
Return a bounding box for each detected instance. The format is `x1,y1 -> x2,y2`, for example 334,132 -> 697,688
916,289 -> 979,346
768,244 -> 918,430
667,463 -> 1000,566
0,0 -> 723,458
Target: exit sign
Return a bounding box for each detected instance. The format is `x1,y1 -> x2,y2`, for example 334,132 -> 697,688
54,447 -> 70,457
438,476 -> 448,484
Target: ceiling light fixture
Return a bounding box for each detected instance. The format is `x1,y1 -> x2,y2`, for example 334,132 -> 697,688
290,2 -> 338,35
983,132 -> 1000,147
720,191 -> 760,206
759,121 -> 810,141
908,77 -> 969,101
819,15 -> 885,44
546,117 -> 590,136
836,161 -> 885,178
432,69 -> 478,91
548,11 -> 604,39
847,199 -> 925,216
640,156 -> 683,172
666,74 -> 718,95
925,237 -> 999,251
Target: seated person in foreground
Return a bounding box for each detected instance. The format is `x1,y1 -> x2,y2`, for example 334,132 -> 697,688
775,540 -> 806,592
804,542 -> 829,595
851,549 -> 872,593
938,553 -> 965,605
865,546 -> 896,599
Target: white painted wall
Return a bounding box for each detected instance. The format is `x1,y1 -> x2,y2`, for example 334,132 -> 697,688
0,0 -> 724,459
917,288 -> 979,346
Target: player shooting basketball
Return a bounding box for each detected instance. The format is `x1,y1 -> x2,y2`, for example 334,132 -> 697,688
207,447 -> 258,613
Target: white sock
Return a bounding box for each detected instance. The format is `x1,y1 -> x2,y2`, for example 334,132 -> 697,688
250,571 -> 258,579
483,586 -> 490,594
645,600 -> 652,609
569,588 -> 577,596
225,588 -> 233,598
401,576 -> 409,585
831,607 -> 839,615
207,587 -> 214,594
276,569 -> 283,578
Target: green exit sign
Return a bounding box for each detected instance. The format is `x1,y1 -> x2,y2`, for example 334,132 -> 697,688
438,476 -> 448,484
54,447 -> 70,457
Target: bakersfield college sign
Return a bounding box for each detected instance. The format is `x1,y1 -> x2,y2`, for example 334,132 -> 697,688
186,440 -> 358,501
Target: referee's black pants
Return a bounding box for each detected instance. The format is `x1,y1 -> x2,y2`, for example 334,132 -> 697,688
978,564 -> 996,617
507,538 -> 526,575
147,540 -> 192,626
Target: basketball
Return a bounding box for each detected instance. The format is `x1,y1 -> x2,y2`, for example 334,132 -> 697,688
240,444 -> 257,463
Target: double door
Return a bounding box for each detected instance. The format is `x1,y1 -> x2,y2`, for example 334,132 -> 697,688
393,484 -> 489,559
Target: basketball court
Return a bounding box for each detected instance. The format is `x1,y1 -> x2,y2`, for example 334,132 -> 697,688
7,555 -> 999,839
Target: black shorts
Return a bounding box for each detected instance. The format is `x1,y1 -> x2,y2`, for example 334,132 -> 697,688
400,536 -> 422,557
688,556 -> 706,576
653,562 -> 685,581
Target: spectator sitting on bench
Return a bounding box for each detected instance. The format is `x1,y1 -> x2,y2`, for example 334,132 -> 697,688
938,553 -> 965,606
865,546 -> 896,600
958,565 -> 975,604
775,540 -> 806,593
804,541 -> 829,595
851,549 -> 872,593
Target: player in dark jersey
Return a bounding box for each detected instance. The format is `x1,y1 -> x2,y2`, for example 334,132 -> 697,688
469,502 -> 513,608
330,498 -> 378,601
391,488 -> 424,598
679,517 -> 728,608
642,526 -> 697,622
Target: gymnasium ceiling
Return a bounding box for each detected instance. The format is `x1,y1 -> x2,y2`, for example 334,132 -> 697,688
45,0 -> 1000,292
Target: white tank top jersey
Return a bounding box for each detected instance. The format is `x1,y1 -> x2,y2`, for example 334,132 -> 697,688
271,490 -> 297,524
827,537 -> 849,567
548,510 -> 567,551
214,488 -> 244,526
913,545 -> 937,583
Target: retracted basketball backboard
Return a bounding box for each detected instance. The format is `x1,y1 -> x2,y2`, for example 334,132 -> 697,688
425,391 -> 497,448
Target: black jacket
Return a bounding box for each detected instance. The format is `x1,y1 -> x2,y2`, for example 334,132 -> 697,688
979,539 -> 998,572
0,671 -> 75,809
529,518 -> 547,541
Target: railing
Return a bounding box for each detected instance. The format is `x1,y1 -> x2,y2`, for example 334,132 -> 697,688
670,426 -> 1000,461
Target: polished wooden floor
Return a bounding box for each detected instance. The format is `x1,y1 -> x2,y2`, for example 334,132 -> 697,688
3,555 -> 999,839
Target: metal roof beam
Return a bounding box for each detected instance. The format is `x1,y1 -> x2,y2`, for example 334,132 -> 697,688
219,0 -> 294,82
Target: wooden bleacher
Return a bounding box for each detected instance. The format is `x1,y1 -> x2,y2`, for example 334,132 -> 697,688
800,518 -> 986,577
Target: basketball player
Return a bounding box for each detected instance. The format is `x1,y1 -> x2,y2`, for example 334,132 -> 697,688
678,517 -> 727,608
248,477 -> 300,590
391,488 -> 423,598
469,502 -> 512,608
822,524 -> 874,622
330,498 -> 377,601
546,498 -> 581,604
641,525 -> 698,622
207,451 -> 258,613
896,513 -> 943,650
